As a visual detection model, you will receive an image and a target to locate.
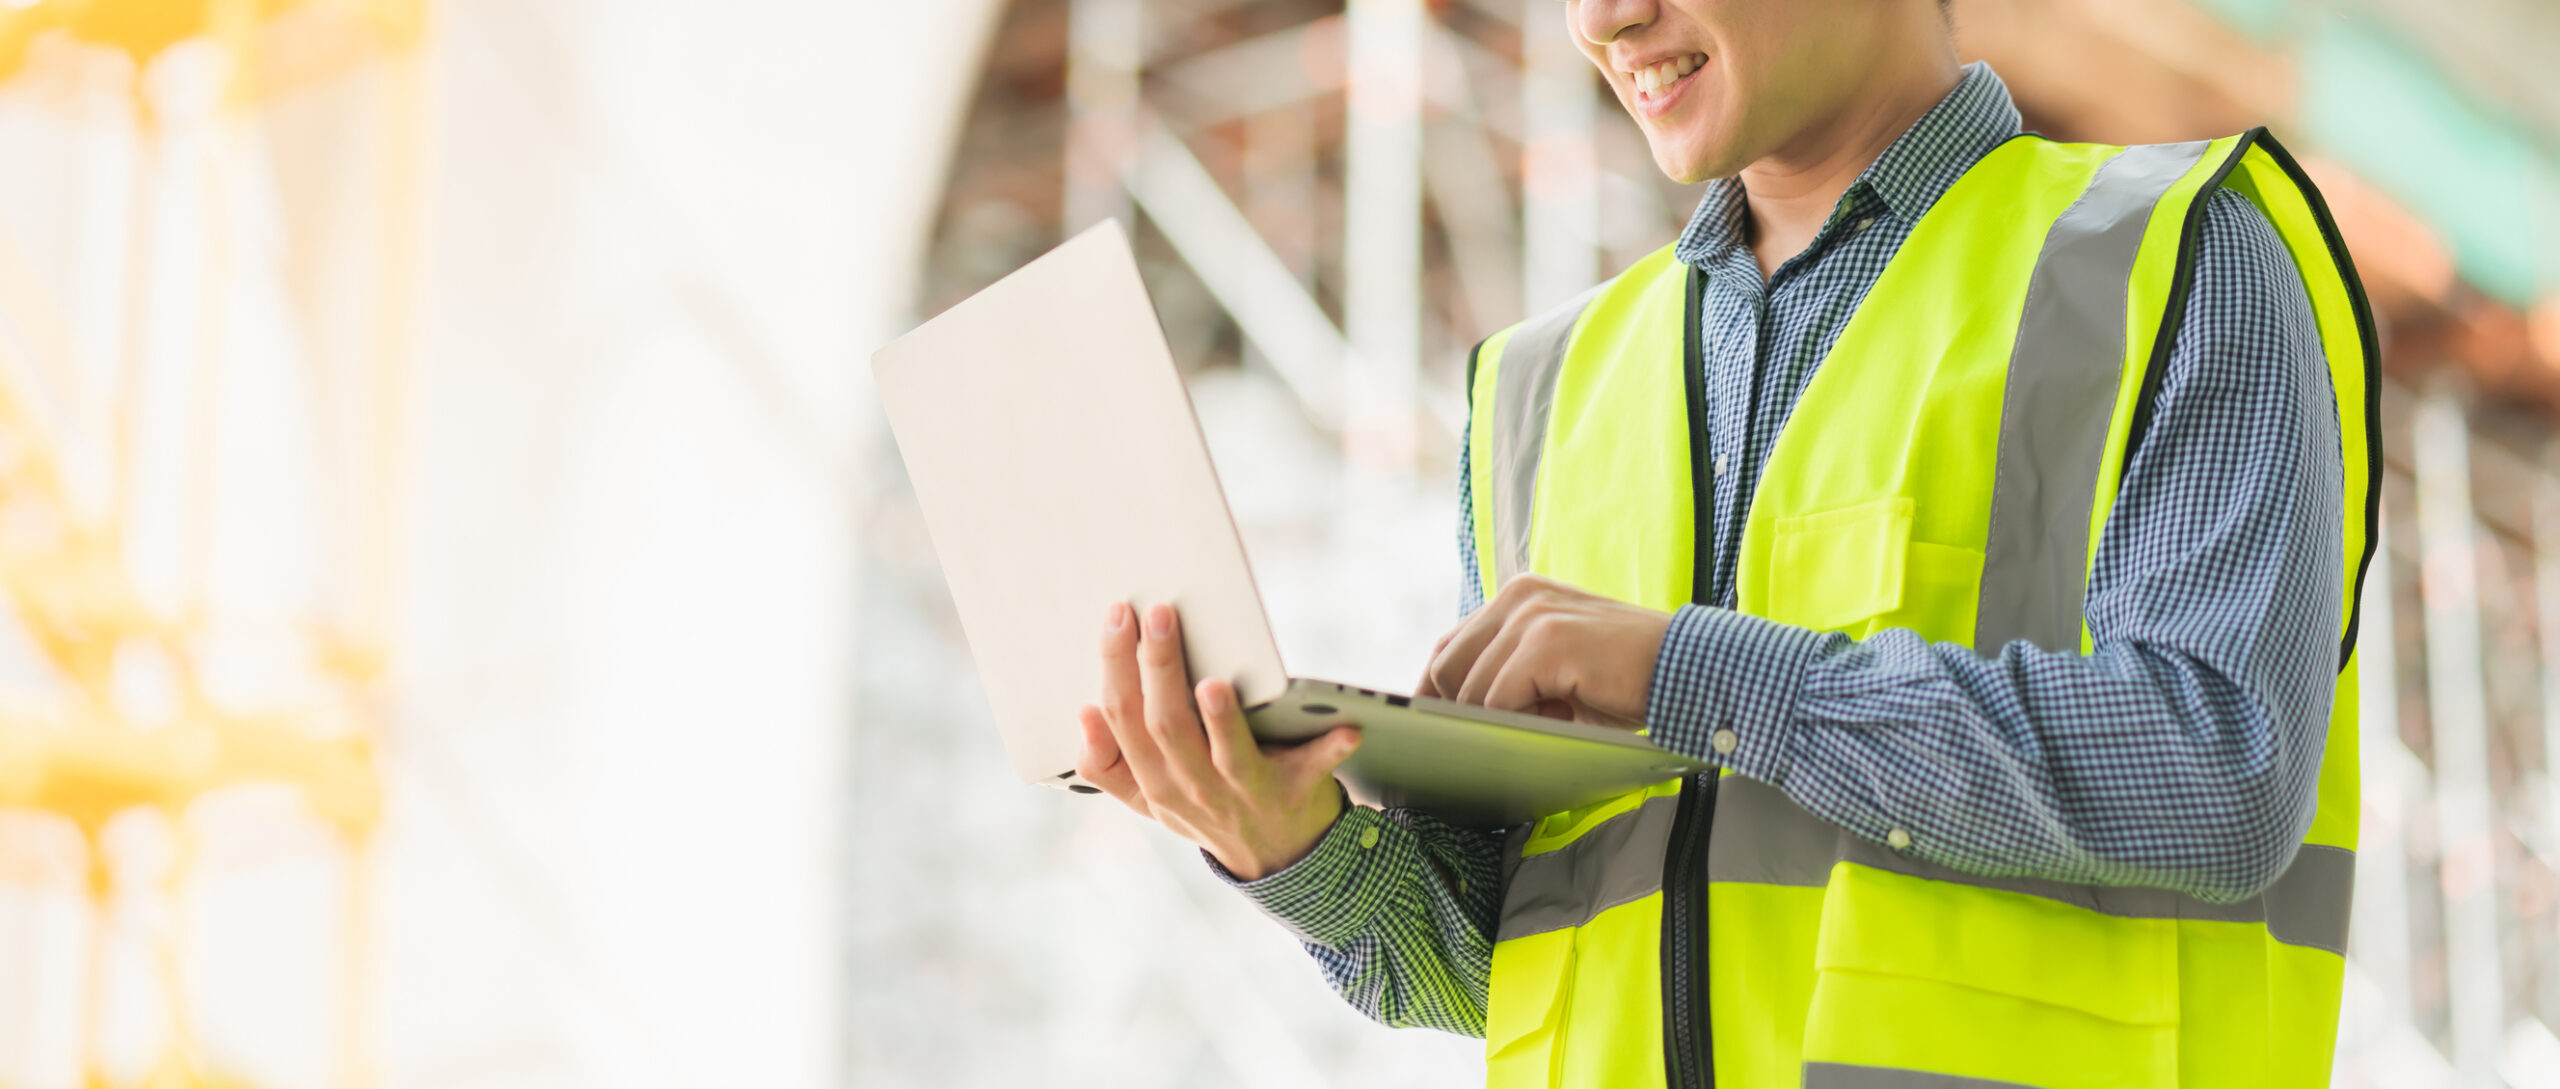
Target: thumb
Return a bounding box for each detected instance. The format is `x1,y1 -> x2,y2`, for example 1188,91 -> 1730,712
1279,725 -> 1362,787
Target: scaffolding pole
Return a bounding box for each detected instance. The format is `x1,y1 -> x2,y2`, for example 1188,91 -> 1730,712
1066,0 -> 1143,234
1343,0 -> 1423,470
1128,115 -> 1349,429
2354,510 -> 2415,1034
1422,26 -> 1521,338
2535,444 -> 2560,1033
1519,0 -> 1596,314
2412,391 -> 2507,1088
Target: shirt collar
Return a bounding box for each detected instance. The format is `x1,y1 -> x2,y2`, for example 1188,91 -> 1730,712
1673,61 -> 2024,268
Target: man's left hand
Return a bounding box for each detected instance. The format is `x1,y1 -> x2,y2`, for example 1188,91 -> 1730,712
1418,574 -> 1674,728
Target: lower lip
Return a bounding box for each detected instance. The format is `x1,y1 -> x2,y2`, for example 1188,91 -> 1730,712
1632,63 -> 1704,121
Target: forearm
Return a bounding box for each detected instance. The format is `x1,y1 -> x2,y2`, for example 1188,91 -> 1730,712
1648,606 -> 2329,901
1642,185 -> 2346,904
1215,803 -> 1506,1036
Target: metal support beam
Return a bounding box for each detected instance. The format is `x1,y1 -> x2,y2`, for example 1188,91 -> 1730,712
1126,115 -> 1348,430
1241,102 -> 1321,289
1343,0 -> 1423,470
1066,0 -> 1143,233
2353,509 -> 2416,1035
1520,0 -> 1598,313
1151,15 -> 1531,144
2535,444 -> 2560,1033
1151,16 -> 1341,132
2413,390 -> 2508,1088
1423,27 -> 1521,340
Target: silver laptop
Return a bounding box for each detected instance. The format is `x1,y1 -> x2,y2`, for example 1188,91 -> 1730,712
870,221 -> 1702,828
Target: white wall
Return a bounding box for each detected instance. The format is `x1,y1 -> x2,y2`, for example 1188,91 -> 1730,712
385,1 -> 1002,1086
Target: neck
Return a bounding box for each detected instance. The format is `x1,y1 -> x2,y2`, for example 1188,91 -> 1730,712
1739,52 -> 1962,280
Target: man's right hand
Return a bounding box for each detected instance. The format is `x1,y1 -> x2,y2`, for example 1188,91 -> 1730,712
1075,602 -> 1363,881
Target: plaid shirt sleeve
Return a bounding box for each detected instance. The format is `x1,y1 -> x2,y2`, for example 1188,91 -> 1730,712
1200,439 -> 1506,1038
1646,188 -> 2345,905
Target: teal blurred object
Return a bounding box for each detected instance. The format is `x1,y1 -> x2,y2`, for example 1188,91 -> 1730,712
2189,0 -> 2290,41
2192,0 -> 2560,307
2303,17 -> 2557,306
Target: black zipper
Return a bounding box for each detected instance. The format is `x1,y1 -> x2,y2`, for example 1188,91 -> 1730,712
1660,771 -> 1717,1089
1660,264 -> 1716,1089
1681,263 -> 1715,605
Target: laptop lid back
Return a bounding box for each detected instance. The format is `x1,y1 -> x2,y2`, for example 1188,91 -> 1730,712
870,221 -> 1291,783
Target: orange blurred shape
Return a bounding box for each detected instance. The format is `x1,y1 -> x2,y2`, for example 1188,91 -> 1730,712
4,535 -> 162,692
0,714 -> 379,839
2298,154 -> 2457,306
2533,300 -> 2560,378
0,0 -> 426,100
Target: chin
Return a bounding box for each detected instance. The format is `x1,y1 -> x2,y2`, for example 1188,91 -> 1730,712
1638,110 -> 1742,185
1649,140 -> 1728,186
1655,152 -> 1716,186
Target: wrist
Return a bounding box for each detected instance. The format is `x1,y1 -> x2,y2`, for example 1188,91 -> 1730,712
1646,604 -> 1825,778
1216,782 -> 1348,881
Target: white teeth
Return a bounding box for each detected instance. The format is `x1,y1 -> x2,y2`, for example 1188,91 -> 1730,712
1630,55 -> 1705,97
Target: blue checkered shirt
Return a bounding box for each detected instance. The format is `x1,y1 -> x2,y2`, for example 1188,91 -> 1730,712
1213,63 -> 2343,1039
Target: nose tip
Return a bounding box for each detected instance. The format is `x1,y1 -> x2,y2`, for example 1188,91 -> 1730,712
1572,0 -> 1652,47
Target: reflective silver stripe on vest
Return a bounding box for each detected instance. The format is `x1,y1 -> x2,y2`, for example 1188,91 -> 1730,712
1487,287 -> 1602,587
1974,140 -> 2213,653
1496,791 -> 1682,941
1803,1063 -> 2041,1089
1709,777 -> 2354,955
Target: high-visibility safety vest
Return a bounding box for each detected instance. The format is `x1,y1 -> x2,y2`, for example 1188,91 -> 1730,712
1464,130 -> 2378,1089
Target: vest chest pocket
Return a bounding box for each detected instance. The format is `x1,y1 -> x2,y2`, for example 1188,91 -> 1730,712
1766,496 -> 1985,645
1769,498 -> 1913,635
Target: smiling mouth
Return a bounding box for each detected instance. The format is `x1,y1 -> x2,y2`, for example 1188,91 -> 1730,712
1628,53 -> 1706,101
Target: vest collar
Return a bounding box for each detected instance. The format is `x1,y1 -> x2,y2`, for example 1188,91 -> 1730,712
1672,60 -> 2025,270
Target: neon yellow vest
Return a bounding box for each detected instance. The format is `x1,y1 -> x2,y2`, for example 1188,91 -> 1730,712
1465,131 -> 2378,1089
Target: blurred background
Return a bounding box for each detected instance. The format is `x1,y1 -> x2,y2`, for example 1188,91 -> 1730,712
0,0 -> 2554,1087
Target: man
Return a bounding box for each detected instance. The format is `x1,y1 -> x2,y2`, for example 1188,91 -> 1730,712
1072,0 -> 2376,1086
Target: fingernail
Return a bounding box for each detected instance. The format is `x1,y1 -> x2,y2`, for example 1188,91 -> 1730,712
1200,683 -> 1228,714
1103,602 -> 1125,631
1146,604 -> 1172,639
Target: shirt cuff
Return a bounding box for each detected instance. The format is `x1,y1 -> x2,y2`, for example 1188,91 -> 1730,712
1204,803 -> 1404,948
1645,604 -> 1827,783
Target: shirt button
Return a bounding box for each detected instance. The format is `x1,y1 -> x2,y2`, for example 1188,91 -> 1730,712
1358,827 -> 1381,850
1887,828 -> 1913,850
1710,729 -> 1739,755
1855,216 -> 1875,232
1713,453 -> 1729,478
